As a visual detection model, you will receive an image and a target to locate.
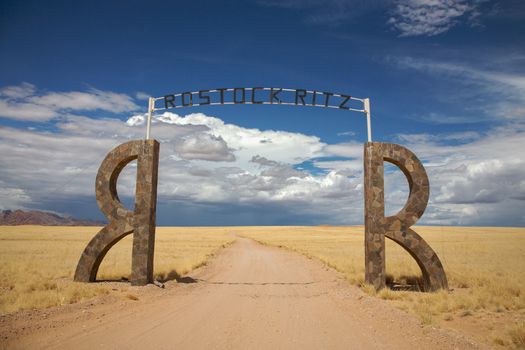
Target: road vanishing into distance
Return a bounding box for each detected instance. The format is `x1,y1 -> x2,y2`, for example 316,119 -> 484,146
2,237 -> 485,350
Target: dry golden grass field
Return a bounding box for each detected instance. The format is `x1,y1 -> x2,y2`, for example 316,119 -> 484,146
1,225 -> 524,348
238,226 -> 525,348
0,226 -> 234,314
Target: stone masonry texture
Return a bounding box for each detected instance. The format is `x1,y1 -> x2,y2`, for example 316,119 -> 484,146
364,142 -> 448,292
74,140 -> 159,286
75,139 -> 446,291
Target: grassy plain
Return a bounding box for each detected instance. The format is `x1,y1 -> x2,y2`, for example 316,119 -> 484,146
239,226 -> 525,348
0,226 -> 234,314
1,225 -> 524,347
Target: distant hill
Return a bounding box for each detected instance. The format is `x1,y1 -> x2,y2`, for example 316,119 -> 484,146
0,210 -> 105,226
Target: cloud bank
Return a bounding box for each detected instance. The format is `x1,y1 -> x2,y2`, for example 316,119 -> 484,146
0,83 -> 523,226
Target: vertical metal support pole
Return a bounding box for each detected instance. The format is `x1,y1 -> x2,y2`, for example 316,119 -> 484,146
146,97 -> 154,140
364,98 -> 372,142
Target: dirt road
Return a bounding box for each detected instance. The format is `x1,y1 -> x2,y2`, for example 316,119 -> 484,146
1,237 -> 485,349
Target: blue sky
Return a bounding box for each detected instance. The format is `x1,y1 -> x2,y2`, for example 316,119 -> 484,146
0,0 -> 524,226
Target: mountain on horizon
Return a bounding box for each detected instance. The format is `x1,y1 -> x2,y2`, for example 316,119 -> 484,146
0,210 -> 105,226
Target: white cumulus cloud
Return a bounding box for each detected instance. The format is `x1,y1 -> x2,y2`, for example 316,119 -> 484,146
0,94 -> 523,225
175,133 -> 236,162
394,124 -> 525,225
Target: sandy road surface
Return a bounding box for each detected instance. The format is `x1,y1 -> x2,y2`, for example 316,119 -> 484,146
1,237 -> 485,350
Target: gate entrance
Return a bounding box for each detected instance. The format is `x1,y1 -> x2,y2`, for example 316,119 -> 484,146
74,87 -> 448,291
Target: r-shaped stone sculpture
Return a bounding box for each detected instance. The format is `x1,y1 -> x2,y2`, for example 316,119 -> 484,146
74,139 -> 447,291
74,140 -> 159,286
364,142 -> 448,291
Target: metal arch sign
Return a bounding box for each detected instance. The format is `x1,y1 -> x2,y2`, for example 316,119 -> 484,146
144,87 -> 373,142
74,86 -> 449,292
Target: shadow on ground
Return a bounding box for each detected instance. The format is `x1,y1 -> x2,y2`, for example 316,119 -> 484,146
386,274 -> 424,292
156,270 -> 197,284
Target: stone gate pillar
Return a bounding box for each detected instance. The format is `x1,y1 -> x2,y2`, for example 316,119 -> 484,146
364,142 -> 448,291
74,139 -> 159,286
